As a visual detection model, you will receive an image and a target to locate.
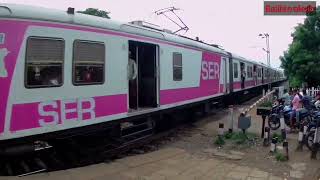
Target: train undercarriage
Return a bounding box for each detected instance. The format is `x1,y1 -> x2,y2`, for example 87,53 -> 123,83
0,82 -> 284,176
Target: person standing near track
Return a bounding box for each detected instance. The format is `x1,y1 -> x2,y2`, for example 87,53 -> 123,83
289,89 -> 302,130
282,89 -> 291,106
295,89 -> 312,125
301,89 -> 312,111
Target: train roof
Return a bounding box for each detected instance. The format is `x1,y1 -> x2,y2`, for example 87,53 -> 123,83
0,4 -> 228,54
0,3 -> 279,71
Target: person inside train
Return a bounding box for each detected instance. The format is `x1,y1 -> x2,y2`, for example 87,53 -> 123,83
83,67 -> 92,82
127,51 -> 138,81
41,66 -> 61,86
128,51 -> 138,110
240,64 -> 245,89
253,69 -> 257,86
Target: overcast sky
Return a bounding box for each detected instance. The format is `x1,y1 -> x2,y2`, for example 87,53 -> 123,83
2,0 -> 319,68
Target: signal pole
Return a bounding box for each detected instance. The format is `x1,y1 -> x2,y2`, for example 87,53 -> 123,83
259,33 -> 270,67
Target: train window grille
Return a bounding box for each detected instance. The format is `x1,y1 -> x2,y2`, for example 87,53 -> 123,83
233,63 -> 238,78
173,52 -> 182,81
73,40 -> 105,85
25,37 -> 64,88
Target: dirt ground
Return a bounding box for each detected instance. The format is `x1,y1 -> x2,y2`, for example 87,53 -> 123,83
3,96 -> 320,180
162,100 -> 320,179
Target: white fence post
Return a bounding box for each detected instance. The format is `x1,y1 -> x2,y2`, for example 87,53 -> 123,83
304,87 -> 319,97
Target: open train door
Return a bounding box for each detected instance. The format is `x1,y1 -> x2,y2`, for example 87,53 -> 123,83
128,41 -> 159,111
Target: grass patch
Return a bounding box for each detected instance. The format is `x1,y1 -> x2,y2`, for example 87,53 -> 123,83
224,132 -> 233,139
214,136 -> 225,146
275,152 -> 287,162
214,132 -> 258,147
230,132 -> 247,144
272,133 -> 284,143
223,131 -> 257,145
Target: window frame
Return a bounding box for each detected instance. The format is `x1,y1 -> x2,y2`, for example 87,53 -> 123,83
172,52 -> 183,81
72,39 -> 106,86
24,36 -> 65,89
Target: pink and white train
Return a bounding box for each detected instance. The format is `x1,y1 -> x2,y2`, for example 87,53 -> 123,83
0,4 -> 284,151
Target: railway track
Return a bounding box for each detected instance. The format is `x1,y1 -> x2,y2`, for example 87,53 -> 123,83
0,113 -> 200,177
0,96 -> 256,177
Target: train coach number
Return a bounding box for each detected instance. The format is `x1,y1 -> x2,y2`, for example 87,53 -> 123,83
38,98 -> 96,127
201,61 -> 219,80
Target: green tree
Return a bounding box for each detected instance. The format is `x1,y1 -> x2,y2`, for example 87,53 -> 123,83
77,8 -> 110,19
280,7 -> 320,87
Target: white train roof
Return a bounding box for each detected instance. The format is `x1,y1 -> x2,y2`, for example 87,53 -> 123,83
0,4 -> 228,53
0,3 -> 279,71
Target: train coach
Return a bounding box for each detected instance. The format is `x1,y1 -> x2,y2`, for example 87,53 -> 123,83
0,4 -> 284,156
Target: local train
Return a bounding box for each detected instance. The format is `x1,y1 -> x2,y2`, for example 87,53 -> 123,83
0,4 -> 284,153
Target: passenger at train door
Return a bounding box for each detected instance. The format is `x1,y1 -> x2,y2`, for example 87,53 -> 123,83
253,71 -> 257,86
128,51 -> 138,109
241,68 -> 246,89
127,51 -> 138,80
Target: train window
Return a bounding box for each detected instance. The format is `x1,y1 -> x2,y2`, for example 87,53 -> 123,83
73,40 -> 105,85
173,52 -> 182,81
265,70 -> 268,77
25,37 -> 64,88
233,63 -> 238,78
247,66 -> 253,78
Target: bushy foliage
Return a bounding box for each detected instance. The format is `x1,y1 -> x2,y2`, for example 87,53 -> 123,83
77,8 -> 111,19
259,100 -> 273,107
280,7 -> 320,87
214,136 -> 225,146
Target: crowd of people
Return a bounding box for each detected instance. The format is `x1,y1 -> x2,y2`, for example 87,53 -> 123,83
280,88 -> 320,131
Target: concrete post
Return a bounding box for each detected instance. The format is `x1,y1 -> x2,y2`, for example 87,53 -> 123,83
311,127 -> 320,159
228,105 -> 234,133
281,129 -> 287,142
296,125 -> 304,151
283,141 -> 289,160
270,137 -> 277,153
263,127 -> 270,146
